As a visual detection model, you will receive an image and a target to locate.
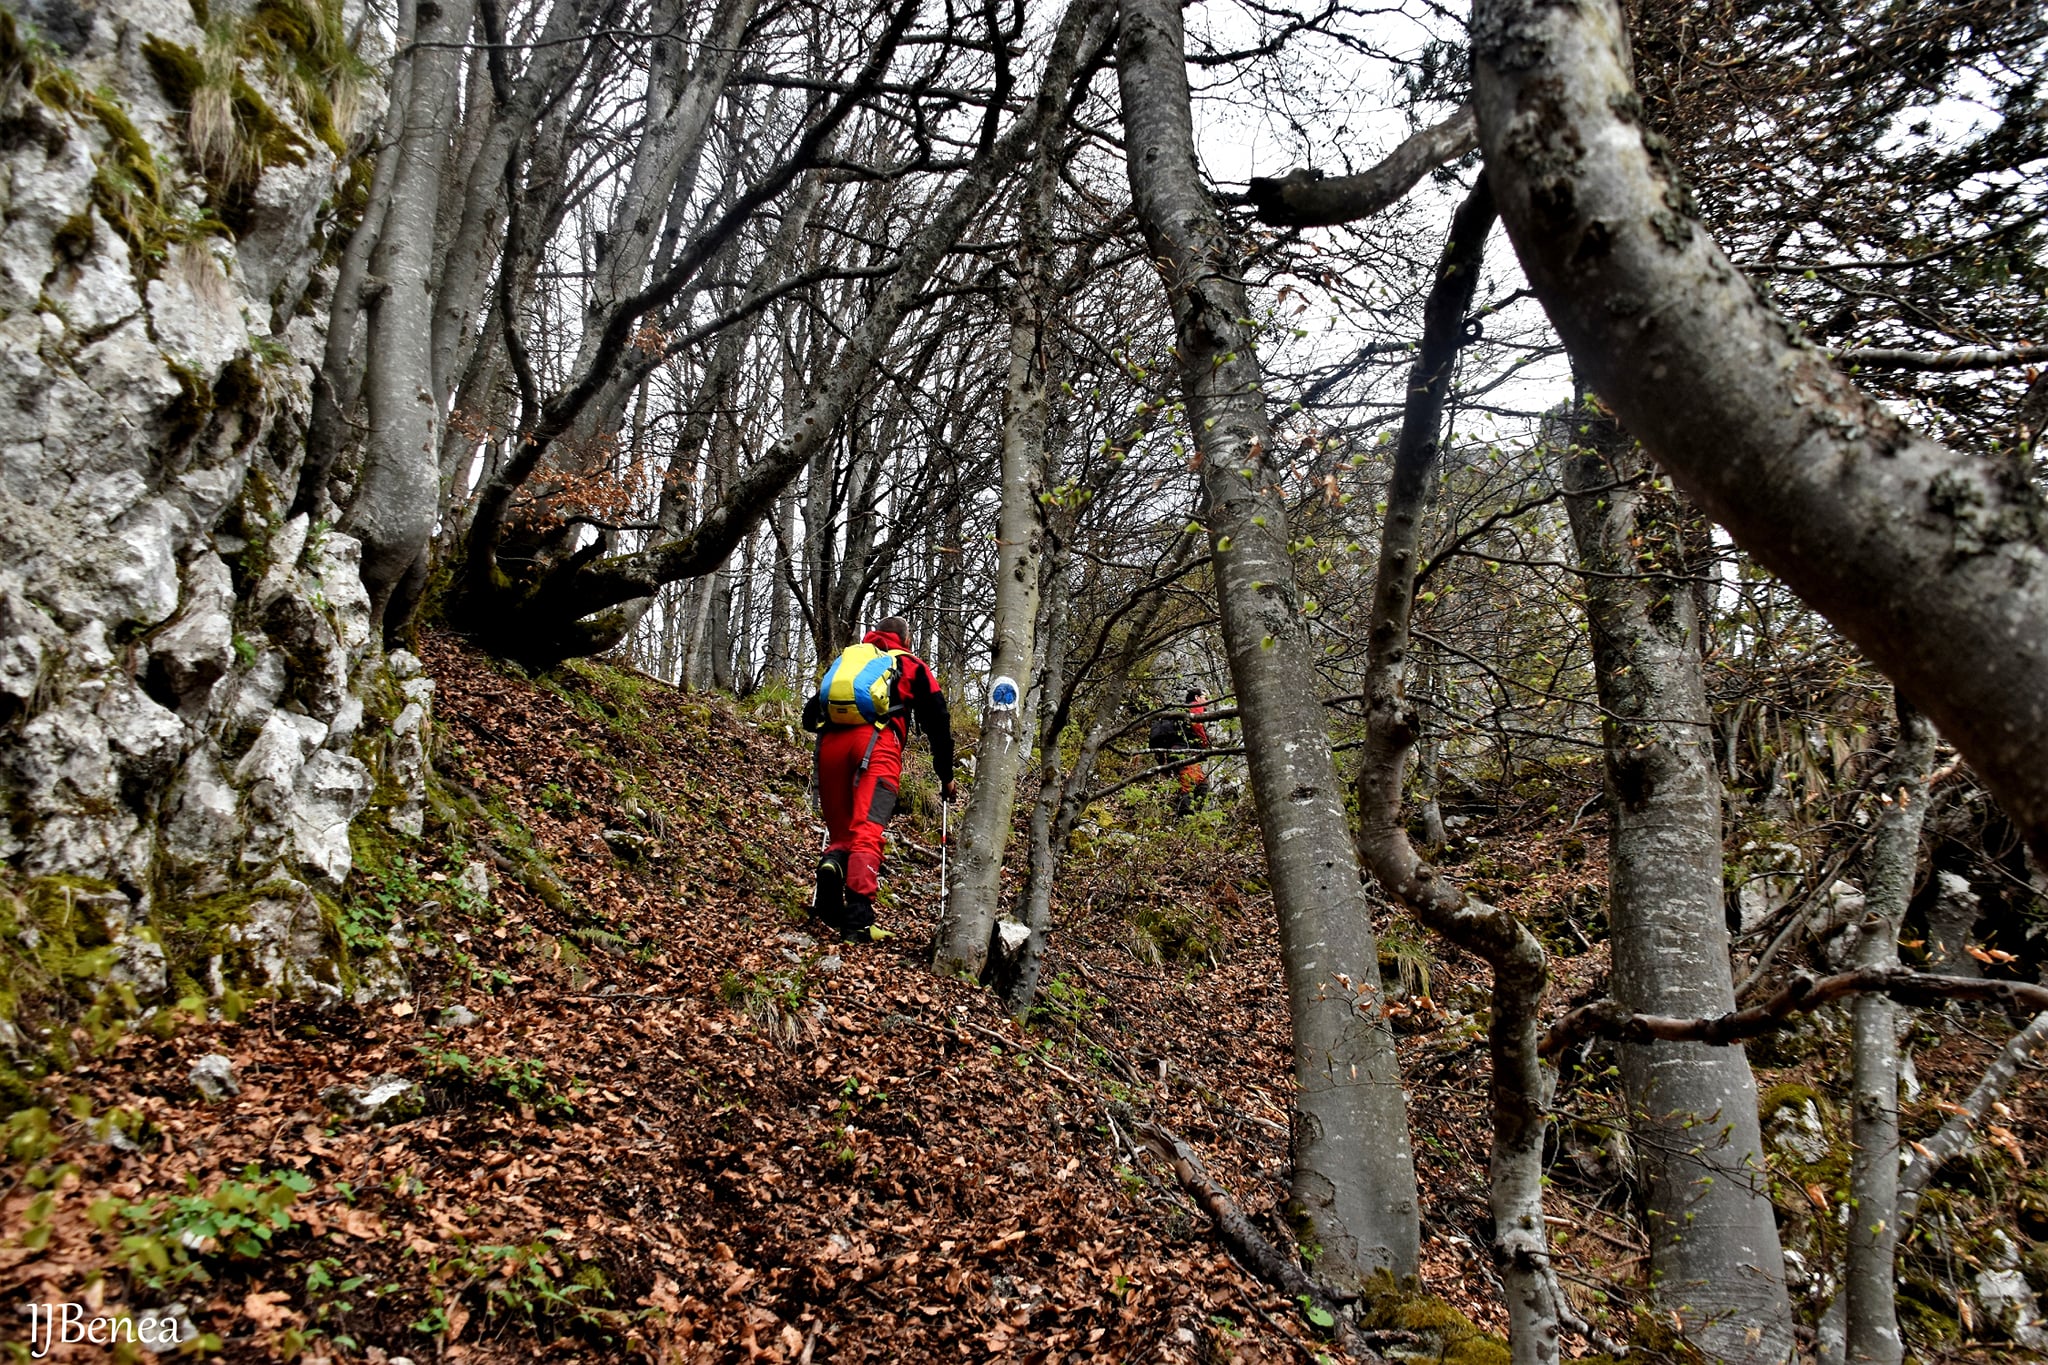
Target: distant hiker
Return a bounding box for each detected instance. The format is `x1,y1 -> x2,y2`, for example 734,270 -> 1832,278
802,616 -> 955,942
1176,689 -> 1211,815
1146,689 -> 1211,816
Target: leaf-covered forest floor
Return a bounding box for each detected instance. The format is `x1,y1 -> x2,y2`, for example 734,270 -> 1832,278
5,636 -> 2044,1362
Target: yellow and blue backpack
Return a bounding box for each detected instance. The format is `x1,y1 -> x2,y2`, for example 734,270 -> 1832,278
814,643 -> 907,728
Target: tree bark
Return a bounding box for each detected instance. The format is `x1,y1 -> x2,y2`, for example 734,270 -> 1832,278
1548,967 -> 2048,1056
1562,412 -> 1793,1365
1469,0 -> 2048,867
575,0 -> 759,372
1352,176 -> 1568,1365
427,0 -> 594,417
936,103 -> 1061,981
1832,698 -> 1935,1365
293,0 -> 417,521
341,0 -> 475,635
937,493 -> 968,685
1001,531 -> 1192,1017
995,551 -> 1072,1015
1116,0 -> 1419,1287
764,488 -> 797,688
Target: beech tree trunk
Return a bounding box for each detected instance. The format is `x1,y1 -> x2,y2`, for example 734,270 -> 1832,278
426,0 -> 591,417
1001,530 -> 1192,1017
1117,0 -> 1419,1287
936,113 -> 1059,980
1562,412 -> 1794,1365
1835,697 -> 1934,1365
294,0 -> 415,521
1470,0 -> 2048,867
765,486 -> 799,688
937,494 -> 968,684
996,555 -> 1072,1015
342,0 -> 475,634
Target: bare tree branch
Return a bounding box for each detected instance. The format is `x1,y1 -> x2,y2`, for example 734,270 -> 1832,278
1240,105 -> 1476,227
1543,967 -> 2048,1060
1832,343 -> 2048,372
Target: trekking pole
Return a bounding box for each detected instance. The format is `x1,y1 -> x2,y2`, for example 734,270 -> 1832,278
939,796 -> 949,904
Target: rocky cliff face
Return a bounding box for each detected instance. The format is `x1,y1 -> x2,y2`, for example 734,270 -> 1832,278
0,0 -> 420,1059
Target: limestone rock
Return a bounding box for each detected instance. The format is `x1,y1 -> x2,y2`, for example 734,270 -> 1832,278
1976,1265 -> 2048,1351
189,1052 -> 239,1099
433,1004 -> 480,1030
1926,871 -> 1982,978
995,920 -> 1033,957
145,248 -> 245,382
223,647 -> 290,739
0,4 -> 422,1029
137,1302 -> 197,1355
99,672 -> 186,788
326,693 -> 365,747
241,711 -> 318,788
321,1073 -> 423,1124
42,210 -> 137,334
293,750 -> 371,883
1768,1096 -> 1829,1165
0,581 -> 60,711
146,553 -> 236,711
230,883 -> 338,1003
161,743 -> 238,882
349,950 -> 411,1006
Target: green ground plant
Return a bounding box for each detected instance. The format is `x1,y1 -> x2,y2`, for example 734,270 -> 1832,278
93,1165 -> 314,1290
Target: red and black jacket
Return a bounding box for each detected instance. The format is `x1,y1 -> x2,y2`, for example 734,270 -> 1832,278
802,630 -> 955,785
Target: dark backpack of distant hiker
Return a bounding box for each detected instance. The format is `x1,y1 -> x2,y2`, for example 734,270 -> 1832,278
1148,711 -> 1186,758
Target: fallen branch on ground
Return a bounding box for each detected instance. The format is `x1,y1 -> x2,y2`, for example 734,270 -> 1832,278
1132,1121 -> 1381,1362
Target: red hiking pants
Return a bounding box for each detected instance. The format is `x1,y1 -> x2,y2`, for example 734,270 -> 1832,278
817,725 -> 903,897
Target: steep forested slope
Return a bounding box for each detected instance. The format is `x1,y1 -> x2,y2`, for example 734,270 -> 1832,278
1,636 -> 1522,1363
7,639 -> 2046,1361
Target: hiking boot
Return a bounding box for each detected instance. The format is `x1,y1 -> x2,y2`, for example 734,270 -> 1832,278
811,852 -> 849,930
839,890 -> 877,943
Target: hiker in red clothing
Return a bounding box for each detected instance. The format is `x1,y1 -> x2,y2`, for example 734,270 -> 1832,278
1175,688 -> 1211,816
801,616 -> 955,941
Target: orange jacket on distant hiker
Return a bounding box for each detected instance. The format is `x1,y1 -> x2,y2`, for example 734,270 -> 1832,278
1180,696 -> 1209,794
